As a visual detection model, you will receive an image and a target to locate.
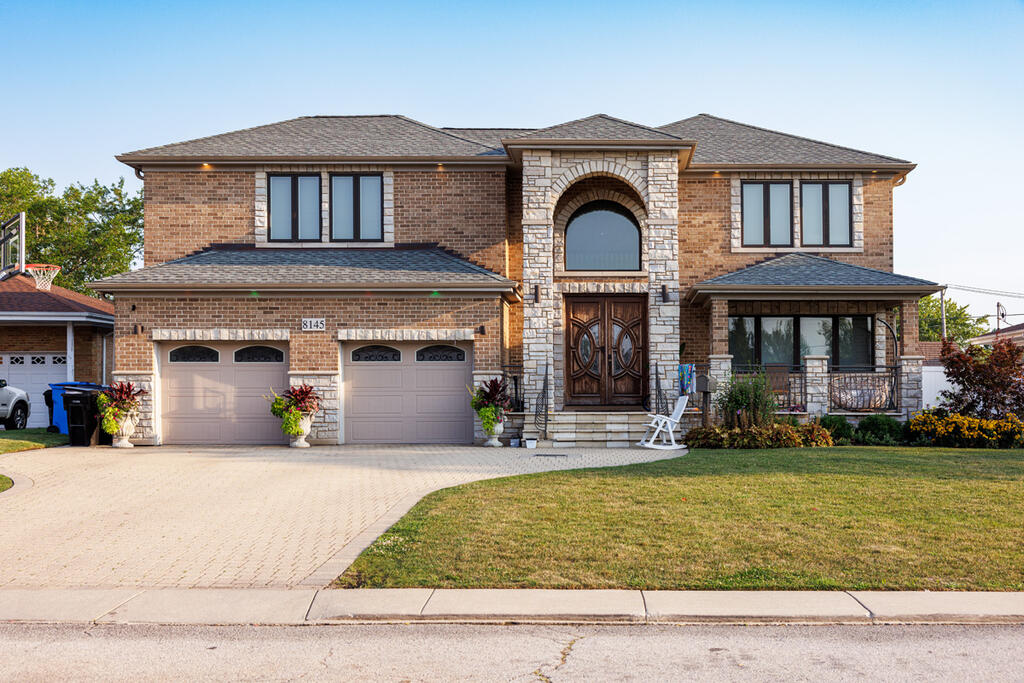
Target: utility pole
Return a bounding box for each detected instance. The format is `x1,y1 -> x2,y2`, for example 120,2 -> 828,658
939,287 -> 947,339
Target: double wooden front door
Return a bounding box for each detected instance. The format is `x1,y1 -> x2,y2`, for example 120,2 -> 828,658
565,296 -> 646,406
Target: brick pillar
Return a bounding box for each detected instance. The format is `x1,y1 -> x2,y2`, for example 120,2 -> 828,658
803,355 -> 830,417
899,355 -> 925,417
646,151 -> 681,403
709,298 -> 729,355
520,150 -> 554,413
899,298 -> 921,356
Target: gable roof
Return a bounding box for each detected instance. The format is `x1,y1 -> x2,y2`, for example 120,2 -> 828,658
687,253 -> 939,303
968,321 -> 1024,346
506,114 -> 685,142
118,116 -> 501,163
91,246 -> 516,294
659,114 -> 911,167
0,273 -> 114,323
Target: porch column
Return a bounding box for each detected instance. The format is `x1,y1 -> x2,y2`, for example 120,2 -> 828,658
520,149 -> 555,413
899,298 -> 921,356
899,355 -> 925,417
803,355 -> 830,417
65,323 -> 75,382
646,151 -> 681,403
707,354 -> 732,423
708,298 -> 729,355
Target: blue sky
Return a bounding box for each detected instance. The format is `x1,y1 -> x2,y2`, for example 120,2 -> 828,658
2,0 -> 1022,323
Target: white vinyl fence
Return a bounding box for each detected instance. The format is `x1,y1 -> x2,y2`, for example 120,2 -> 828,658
922,366 -> 952,410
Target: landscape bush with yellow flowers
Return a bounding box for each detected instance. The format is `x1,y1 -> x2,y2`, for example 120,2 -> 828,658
907,410 -> 1024,449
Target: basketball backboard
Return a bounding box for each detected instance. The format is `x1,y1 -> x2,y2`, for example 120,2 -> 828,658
0,212 -> 26,281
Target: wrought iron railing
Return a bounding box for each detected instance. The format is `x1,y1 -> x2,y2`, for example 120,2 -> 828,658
652,362 -> 670,416
732,364 -> 808,413
501,364 -> 525,412
533,364 -> 549,439
829,365 -> 899,412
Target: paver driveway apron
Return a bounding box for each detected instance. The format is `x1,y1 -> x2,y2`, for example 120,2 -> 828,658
0,445 -> 672,588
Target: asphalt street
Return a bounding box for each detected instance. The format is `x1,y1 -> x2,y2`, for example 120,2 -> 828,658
2,623 -> 1022,681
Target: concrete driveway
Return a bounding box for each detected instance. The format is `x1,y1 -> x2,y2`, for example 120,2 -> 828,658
0,445 -> 674,589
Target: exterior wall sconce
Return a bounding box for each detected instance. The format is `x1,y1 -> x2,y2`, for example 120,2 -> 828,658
476,324 -> 486,336
661,284 -> 669,303
531,284 -> 539,302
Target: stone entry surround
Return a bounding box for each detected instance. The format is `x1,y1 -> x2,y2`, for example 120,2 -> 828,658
521,152 -> 681,412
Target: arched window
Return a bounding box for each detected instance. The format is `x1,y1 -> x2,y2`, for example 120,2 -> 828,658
350,345 -> 401,362
416,345 -> 466,362
565,200 -> 641,271
234,345 -> 285,363
169,345 -> 219,363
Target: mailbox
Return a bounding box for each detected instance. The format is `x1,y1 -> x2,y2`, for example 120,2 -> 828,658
695,374 -> 717,394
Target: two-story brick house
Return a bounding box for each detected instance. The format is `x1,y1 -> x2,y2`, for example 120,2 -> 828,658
94,113 -> 939,446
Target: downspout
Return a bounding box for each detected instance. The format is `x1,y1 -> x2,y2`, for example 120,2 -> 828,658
102,331 -> 114,385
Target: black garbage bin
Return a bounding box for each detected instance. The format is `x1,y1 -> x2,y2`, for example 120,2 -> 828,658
43,389 -> 58,432
63,388 -> 112,447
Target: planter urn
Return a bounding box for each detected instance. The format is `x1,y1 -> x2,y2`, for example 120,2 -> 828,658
112,411 -> 139,449
289,412 -> 316,448
484,419 -> 504,448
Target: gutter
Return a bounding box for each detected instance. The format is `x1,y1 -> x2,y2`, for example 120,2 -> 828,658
0,311 -> 114,325
686,283 -> 942,304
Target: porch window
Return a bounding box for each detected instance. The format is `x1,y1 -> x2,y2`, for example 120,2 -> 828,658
269,174 -> 321,242
565,200 -> 641,271
331,174 -> 383,242
801,182 -> 851,246
741,182 -> 792,247
728,315 -> 874,367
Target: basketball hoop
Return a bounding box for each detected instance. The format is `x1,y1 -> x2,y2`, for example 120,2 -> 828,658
25,264 -> 61,291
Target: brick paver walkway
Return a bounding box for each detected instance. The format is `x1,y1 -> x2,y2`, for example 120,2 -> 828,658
0,445 -> 673,588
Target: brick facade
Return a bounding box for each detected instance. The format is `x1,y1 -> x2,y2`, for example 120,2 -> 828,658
1,324 -> 112,384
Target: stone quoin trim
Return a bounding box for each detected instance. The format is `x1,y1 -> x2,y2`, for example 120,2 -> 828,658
151,328 -> 291,341
337,328 -> 477,341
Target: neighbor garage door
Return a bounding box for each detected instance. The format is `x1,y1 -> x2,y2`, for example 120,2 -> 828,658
0,352 -> 68,428
344,341 -> 474,444
160,342 -> 290,445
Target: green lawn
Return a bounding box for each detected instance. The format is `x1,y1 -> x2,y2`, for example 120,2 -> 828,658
0,428 -> 68,454
337,447 -> 1024,591
0,474 -> 11,493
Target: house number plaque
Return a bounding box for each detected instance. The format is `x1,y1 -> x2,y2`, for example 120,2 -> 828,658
301,318 -> 326,331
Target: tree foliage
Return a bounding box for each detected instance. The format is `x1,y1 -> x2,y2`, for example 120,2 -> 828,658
0,167 -> 142,295
919,294 -> 988,345
940,338 -> 1024,418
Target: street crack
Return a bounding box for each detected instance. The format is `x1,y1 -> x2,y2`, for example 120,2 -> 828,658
533,634 -> 584,682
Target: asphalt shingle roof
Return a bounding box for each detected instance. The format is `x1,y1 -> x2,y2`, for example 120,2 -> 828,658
694,254 -> 937,289
91,248 -> 515,291
0,274 -> 114,316
507,114 -> 684,141
658,114 -> 910,166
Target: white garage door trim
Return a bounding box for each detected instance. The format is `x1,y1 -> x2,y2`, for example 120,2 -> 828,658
342,341 -> 474,444
0,352 -> 69,428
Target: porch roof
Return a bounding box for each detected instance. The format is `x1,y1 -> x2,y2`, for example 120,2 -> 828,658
686,253 -> 940,303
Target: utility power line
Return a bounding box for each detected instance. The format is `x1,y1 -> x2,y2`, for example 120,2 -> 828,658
943,283 -> 1024,300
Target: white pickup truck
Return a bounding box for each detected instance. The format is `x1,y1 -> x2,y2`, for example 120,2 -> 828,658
0,379 -> 31,430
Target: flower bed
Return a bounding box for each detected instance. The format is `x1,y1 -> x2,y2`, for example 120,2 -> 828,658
907,411 -> 1024,448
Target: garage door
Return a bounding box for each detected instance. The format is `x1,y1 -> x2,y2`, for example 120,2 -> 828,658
344,342 -> 474,444
160,342 -> 290,445
0,353 -> 68,428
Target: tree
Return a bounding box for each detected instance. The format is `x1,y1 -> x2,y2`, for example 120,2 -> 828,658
919,294 -> 988,345
939,338 -> 1024,418
0,167 -> 142,295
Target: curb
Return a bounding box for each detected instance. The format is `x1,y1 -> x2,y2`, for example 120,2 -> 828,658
2,589 -> 1024,626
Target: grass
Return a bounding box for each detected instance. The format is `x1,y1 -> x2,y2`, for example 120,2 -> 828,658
336,447 -> 1024,591
0,427 -> 68,454
0,474 -> 11,493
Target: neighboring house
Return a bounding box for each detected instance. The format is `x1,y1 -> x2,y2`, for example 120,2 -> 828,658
93,113 -> 939,446
967,322 -> 1024,348
0,274 -> 114,427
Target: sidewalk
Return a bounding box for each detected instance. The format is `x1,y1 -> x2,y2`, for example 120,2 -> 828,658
2,588 -> 1023,625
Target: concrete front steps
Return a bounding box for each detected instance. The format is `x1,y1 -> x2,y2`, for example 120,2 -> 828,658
521,410 -> 702,448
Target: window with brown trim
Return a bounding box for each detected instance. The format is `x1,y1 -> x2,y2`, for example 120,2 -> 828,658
741,182 -> 792,247
728,315 -> 874,368
268,174 -> 321,242
331,174 -> 383,242
801,182 -> 852,246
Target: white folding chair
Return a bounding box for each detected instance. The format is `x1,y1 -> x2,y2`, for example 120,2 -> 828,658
637,395 -> 689,450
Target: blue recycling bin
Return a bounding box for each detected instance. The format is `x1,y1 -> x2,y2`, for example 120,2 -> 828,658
48,382 -> 106,435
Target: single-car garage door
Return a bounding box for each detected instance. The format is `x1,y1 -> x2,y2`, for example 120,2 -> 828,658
344,341 -> 474,444
0,352 -> 68,429
160,342 -> 290,445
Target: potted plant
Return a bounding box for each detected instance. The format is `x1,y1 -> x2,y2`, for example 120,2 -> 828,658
96,381 -> 147,448
469,378 -> 511,447
266,384 -> 321,448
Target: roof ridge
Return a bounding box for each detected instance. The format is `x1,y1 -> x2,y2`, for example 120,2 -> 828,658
662,113 -> 910,164
594,113 -> 684,140
391,115 -> 498,151
510,113 -> 682,140
123,116 -> 311,156
430,247 -> 506,282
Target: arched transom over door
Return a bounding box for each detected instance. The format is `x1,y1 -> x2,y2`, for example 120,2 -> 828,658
565,296 -> 646,406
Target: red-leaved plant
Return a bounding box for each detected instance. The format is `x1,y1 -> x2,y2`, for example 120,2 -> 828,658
283,384 -> 321,414
940,338 -> 1024,418
102,381 -> 147,412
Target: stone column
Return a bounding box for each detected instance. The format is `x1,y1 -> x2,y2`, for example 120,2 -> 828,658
899,355 -> 925,417
112,371 -> 157,445
708,298 -> 729,355
646,151 -> 681,403
803,355 -> 830,417
899,298 -> 921,357
707,353 -> 733,423
520,150 -> 554,413
471,371 -> 505,444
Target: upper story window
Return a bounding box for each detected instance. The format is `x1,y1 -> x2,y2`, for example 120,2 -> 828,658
331,174 -> 383,242
269,174 -> 321,242
801,182 -> 851,247
742,182 -> 792,247
565,200 -> 641,271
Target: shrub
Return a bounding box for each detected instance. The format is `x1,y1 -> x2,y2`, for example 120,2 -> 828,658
818,415 -> 854,445
468,378 -> 511,433
940,338 -> 1024,418
685,426 -> 728,449
765,422 -> 803,448
96,381 -> 147,435
716,372 -> 778,428
684,422 -> 830,449
854,414 -> 904,446
798,422 -> 835,448
907,410 -> 1024,448
266,384 -> 322,436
